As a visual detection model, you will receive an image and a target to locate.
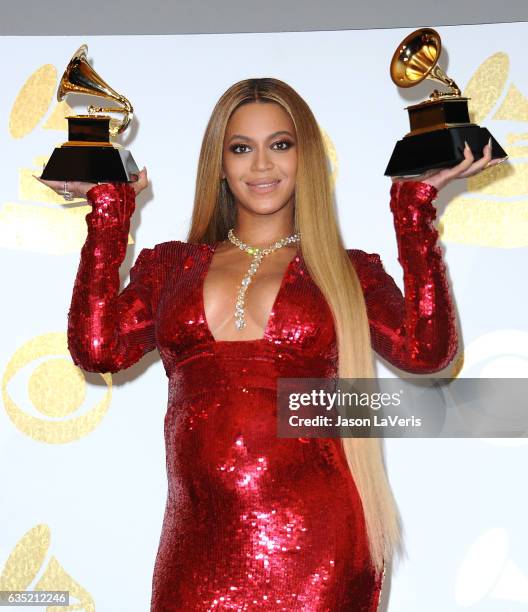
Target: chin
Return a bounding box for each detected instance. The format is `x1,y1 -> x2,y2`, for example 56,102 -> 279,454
245,199 -> 290,215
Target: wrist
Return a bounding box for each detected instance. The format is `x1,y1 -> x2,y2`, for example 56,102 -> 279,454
86,183 -> 136,225
390,180 -> 438,204
390,180 -> 438,234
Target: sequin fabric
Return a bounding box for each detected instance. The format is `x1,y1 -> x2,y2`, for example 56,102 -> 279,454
67,181 -> 458,611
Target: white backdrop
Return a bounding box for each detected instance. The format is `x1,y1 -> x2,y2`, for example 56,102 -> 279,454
1,23 -> 527,611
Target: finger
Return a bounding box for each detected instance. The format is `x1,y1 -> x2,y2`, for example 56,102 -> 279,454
487,156 -> 508,167
458,141 -> 476,169
459,155 -> 492,178
485,151 -> 508,169
130,166 -> 146,178
33,176 -> 63,190
485,138 -> 493,157
440,141 -> 475,182
137,166 -> 147,184
487,157 -> 502,166
457,140 -> 496,178
134,167 -> 149,191
130,180 -> 144,194
469,138 -> 493,168
481,138 -> 493,166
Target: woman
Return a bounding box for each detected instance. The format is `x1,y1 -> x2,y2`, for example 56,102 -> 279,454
38,78 -> 502,611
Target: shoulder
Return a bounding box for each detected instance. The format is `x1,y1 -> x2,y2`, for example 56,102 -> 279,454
345,248 -> 395,293
346,248 -> 384,272
130,240 -> 211,289
135,240 -> 212,268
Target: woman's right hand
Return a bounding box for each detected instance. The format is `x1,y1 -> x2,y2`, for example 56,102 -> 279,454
32,166 -> 149,199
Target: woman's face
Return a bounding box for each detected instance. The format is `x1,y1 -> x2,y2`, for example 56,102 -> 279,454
221,101 -> 297,216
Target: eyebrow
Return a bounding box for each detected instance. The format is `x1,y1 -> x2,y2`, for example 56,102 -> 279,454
227,130 -> 295,144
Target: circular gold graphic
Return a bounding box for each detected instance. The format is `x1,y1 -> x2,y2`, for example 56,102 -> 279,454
2,332 -> 112,444
28,359 -> 86,418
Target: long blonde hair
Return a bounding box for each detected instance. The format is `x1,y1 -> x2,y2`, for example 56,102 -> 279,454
187,77 -> 404,573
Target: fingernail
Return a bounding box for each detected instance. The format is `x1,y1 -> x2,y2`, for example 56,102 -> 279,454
464,140 -> 470,150
488,137 -> 492,148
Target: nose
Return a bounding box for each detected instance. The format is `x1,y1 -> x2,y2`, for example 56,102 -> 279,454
251,146 -> 273,172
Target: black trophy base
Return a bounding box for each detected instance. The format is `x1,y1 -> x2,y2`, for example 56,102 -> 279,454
384,125 -> 507,177
40,145 -> 140,183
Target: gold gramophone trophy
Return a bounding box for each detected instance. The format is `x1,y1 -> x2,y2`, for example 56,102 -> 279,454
384,27 -> 507,177
40,44 -> 140,182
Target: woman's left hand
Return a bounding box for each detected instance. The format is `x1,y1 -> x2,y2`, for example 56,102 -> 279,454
33,167 -> 149,199
392,139 -> 508,191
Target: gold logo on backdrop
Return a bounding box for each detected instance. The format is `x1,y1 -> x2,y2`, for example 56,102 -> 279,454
2,332 -> 111,443
0,524 -> 95,610
1,63 -> 134,254
320,127 -> 339,187
438,52 -> 528,248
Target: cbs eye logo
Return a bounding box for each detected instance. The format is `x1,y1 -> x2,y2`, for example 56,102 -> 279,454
2,332 -> 111,443
449,328 -> 528,447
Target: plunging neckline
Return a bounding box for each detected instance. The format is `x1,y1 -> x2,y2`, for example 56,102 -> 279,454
200,240 -> 301,344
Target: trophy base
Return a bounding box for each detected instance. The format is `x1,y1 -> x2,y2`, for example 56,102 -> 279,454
40,145 -> 140,183
384,125 -> 507,177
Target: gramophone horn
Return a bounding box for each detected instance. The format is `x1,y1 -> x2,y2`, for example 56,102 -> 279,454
390,27 -> 461,97
40,44 -> 140,182
57,44 -> 133,134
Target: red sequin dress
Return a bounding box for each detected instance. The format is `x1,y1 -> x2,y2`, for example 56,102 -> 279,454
67,181 -> 458,611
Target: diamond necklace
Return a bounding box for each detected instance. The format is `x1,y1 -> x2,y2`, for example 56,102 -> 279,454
227,228 -> 301,331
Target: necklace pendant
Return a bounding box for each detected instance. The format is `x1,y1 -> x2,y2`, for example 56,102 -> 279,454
227,228 -> 301,332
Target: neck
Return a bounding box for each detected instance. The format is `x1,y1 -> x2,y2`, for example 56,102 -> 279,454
231,199 -> 296,248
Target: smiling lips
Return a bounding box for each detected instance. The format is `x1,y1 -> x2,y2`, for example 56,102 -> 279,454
246,179 -> 281,193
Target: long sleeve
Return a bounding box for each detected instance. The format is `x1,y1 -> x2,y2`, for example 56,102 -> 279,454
67,183 -> 159,373
348,180 -> 458,373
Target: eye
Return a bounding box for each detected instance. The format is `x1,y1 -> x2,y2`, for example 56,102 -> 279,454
229,140 -> 295,154
229,143 -> 251,154
272,140 -> 294,150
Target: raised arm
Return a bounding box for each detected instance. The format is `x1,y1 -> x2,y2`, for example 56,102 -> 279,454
348,180 -> 458,373
67,183 -> 160,373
